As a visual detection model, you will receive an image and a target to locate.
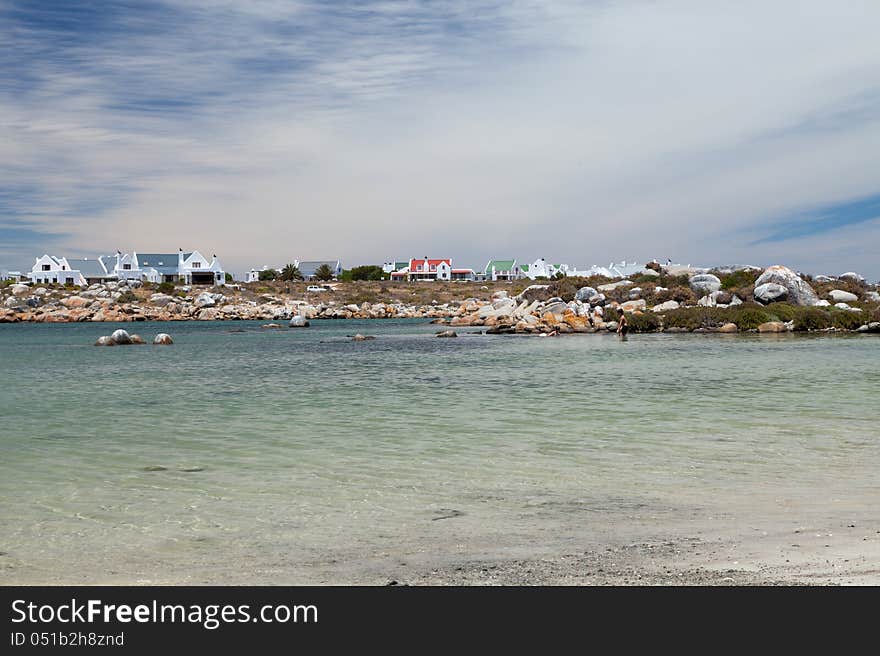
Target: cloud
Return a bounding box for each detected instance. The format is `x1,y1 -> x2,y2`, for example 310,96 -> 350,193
1,0 -> 879,279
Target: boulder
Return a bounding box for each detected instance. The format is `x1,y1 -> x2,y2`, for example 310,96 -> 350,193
839,272 -> 865,283
813,275 -> 835,283
33,287 -> 49,296
753,265 -> 819,306
828,289 -> 858,303
153,333 -> 174,345
597,280 -> 633,292
574,286 -> 599,302
728,295 -> 743,306
689,274 -> 722,295
645,261 -> 662,272
262,323 -> 281,328
620,299 -> 646,312
195,292 -> 216,308
60,296 -> 90,309
94,336 -> 116,346
757,321 -> 786,333
866,291 -> 880,302
814,299 -> 831,307
129,334 -> 145,344
4,296 -> 21,309
435,330 -> 457,338
542,301 -> 568,316
753,282 -> 788,304
289,315 -> 310,328
351,334 -> 376,341
150,293 -> 175,307
491,290 -> 508,300
10,283 -> 29,297
652,300 -> 680,312
111,329 -> 132,344
718,323 -> 738,333
638,268 -> 660,278
516,285 -> 551,303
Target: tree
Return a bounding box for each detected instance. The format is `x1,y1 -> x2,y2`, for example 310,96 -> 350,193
314,263 -> 335,281
349,265 -> 387,281
281,263 -> 303,281
258,268 -> 279,281
224,272 -> 233,283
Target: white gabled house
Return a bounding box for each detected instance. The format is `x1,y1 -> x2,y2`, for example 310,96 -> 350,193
135,249 -> 225,285
390,258 -> 452,281
27,248 -> 226,286
28,255 -> 79,285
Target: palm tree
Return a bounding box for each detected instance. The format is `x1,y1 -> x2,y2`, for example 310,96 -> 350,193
314,263 -> 335,281
281,263 -> 303,281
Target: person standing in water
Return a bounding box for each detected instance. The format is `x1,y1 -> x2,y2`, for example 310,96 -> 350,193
617,308 -> 629,338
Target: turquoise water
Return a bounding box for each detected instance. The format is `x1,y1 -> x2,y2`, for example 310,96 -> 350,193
1,320 -> 878,583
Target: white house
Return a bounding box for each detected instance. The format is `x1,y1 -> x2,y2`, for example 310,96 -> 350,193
296,260 -> 343,280
483,259 -> 522,281
136,249 -> 225,285
391,258 -> 452,281
28,255 -> 79,285
521,258 -> 568,280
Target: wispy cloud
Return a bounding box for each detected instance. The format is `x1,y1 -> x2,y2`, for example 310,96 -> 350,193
1,1 -> 879,278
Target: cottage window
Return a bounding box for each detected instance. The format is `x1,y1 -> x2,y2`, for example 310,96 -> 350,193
42,264 -> 50,271
192,262 -> 201,268
430,265 -> 436,271
123,264 -> 131,270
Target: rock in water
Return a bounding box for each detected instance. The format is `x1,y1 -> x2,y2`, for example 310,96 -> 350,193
129,334 -> 145,344
351,334 -> 375,341
753,265 -> 819,306
753,282 -> 789,304
153,333 -> 174,345
289,315 -> 310,328
718,323 -> 738,333
435,330 -> 457,338
828,289 -> 858,303
111,329 -> 132,345
757,321 -> 786,333
94,336 -> 116,346
689,274 -> 722,295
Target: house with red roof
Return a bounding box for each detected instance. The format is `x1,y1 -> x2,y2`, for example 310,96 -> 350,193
390,257 -> 454,281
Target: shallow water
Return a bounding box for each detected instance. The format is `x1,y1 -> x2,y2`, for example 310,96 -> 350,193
1,320 -> 878,582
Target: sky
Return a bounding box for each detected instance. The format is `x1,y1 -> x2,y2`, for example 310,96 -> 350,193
2,0 -> 879,280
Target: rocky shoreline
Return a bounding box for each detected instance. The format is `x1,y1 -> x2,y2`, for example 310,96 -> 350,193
2,263 -> 878,334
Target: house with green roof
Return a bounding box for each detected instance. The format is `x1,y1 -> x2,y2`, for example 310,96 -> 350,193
483,259 -> 522,281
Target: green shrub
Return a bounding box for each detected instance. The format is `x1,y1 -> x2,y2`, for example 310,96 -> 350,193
792,307 -> 831,331
829,308 -> 868,330
626,312 -> 662,332
727,305 -> 774,330
718,269 -> 759,290
117,290 -> 137,304
157,282 -> 175,294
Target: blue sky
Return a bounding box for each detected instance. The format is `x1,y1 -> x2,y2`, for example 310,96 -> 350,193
2,0 -> 879,278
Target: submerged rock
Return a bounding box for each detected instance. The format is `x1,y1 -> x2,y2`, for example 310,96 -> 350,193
289,315 -> 310,328
757,321 -> 786,333
435,330 -> 457,338
111,329 -> 131,345
94,336 -> 116,346
153,333 -> 174,345
129,334 -> 145,344
351,334 -> 375,341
